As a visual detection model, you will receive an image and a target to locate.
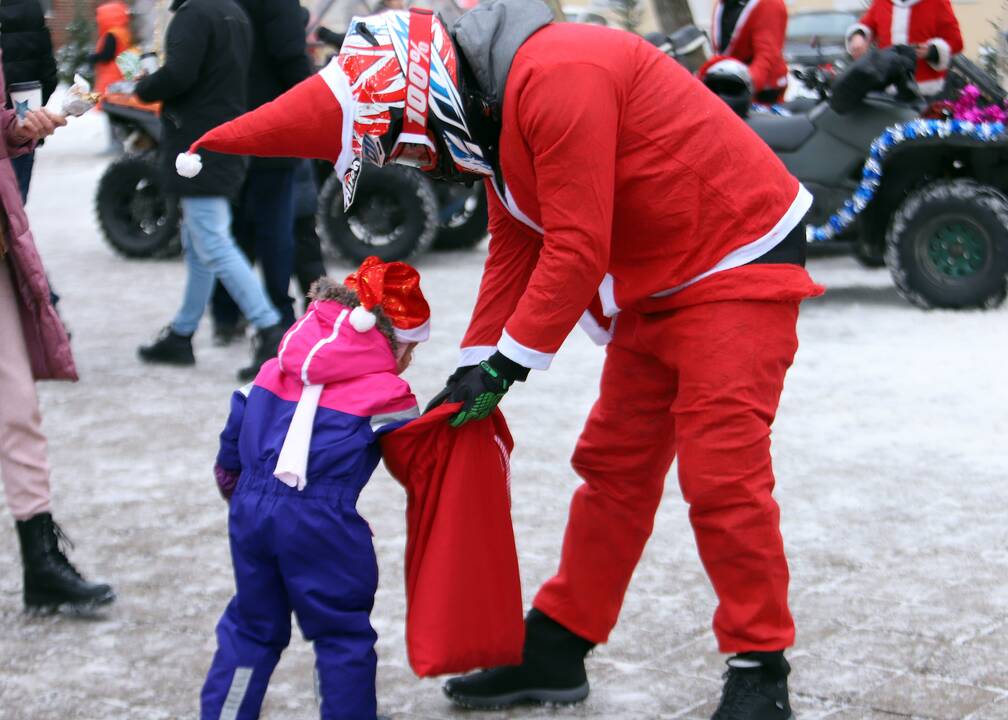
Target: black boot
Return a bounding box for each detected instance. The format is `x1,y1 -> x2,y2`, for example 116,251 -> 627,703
237,323 -> 286,382
137,326 -> 195,365
16,513 -> 115,614
212,318 -> 246,347
443,608 -> 595,709
712,651 -> 793,720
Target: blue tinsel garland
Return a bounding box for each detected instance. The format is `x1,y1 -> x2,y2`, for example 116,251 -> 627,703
807,119 -> 1007,242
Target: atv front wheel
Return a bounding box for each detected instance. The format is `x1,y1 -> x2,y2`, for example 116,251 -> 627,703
432,182 -> 488,250
854,235 -> 886,268
886,180 -> 1008,309
317,164 -> 438,263
95,154 -> 181,258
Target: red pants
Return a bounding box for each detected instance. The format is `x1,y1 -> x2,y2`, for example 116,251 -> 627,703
534,300 -> 799,653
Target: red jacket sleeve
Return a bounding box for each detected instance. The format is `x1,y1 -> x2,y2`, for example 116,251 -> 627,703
746,0 -> 787,92
847,2 -> 878,50
459,189 -> 542,366
926,0 -> 963,70
497,62 -> 618,370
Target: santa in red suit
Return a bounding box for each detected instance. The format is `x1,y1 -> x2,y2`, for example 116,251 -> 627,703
846,0 -> 964,95
178,1 -> 823,717
710,0 -> 790,102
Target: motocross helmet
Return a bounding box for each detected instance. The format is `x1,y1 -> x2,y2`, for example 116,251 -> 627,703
699,56 -> 753,118
336,8 -> 493,207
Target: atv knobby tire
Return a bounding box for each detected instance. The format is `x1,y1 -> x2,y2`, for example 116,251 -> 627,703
886,179 -> 1008,310
854,231 -> 886,268
317,164 -> 438,263
433,183 -> 489,250
95,154 -> 181,259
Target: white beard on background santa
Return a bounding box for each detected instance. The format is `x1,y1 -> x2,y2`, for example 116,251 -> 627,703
845,0 -> 964,96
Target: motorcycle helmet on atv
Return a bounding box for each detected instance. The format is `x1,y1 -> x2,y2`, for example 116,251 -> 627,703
336,8 -> 494,207
698,56 -> 753,118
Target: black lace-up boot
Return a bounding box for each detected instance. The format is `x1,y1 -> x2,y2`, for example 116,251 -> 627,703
712,651 -> 793,720
237,323 -> 286,382
443,608 -> 595,709
137,326 -> 195,365
16,513 -> 115,614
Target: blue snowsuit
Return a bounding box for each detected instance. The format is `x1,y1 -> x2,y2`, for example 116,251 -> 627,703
201,300 -> 418,720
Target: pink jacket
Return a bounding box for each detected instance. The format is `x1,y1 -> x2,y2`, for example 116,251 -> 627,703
0,58 -> 77,381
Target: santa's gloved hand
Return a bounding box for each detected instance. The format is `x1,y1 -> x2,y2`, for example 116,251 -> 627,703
424,365 -> 475,414
447,352 -> 529,427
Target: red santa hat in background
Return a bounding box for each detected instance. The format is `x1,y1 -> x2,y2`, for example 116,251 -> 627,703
344,256 -> 431,347
175,59 -> 356,190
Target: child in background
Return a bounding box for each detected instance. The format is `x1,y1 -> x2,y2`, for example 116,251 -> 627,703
201,256 -> 430,720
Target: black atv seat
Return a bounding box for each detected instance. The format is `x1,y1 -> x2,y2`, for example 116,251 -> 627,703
745,114 -> 816,153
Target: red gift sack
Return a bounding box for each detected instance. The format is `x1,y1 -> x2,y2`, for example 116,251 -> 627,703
380,405 -> 525,677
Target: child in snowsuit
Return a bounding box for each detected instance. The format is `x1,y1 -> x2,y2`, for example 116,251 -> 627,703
201,256 -> 431,720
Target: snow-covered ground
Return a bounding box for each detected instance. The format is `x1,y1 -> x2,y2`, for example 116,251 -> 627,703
1,110 -> 1007,720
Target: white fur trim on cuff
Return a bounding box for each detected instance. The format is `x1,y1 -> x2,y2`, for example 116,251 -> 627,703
917,77 -> 945,96
498,330 -> 555,371
928,37 -> 952,71
578,311 -> 615,346
394,319 -> 430,344
845,23 -> 872,52
459,345 -> 496,367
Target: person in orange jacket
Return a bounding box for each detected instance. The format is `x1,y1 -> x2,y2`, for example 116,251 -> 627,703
88,1 -> 132,95
846,0 -> 963,96
710,0 -> 789,102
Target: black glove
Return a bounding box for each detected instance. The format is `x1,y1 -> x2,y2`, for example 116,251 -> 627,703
446,352 -> 529,427
424,365 -> 475,414
925,42 -> 940,65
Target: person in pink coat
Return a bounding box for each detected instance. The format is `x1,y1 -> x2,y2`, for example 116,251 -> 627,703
0,57 -> 115,614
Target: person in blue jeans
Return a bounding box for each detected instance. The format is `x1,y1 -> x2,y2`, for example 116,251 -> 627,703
209,0 -> 314,346
133,0 -> 286,379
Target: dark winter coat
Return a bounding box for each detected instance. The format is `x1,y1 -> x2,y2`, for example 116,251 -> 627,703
0,0 -> 58,105
134,0 -> 253,198
234,0 -> 312,169
0,59 -> 75,380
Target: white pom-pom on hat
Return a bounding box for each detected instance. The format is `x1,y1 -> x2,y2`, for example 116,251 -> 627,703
349,305 -> 377,333
176,152 -> 203,178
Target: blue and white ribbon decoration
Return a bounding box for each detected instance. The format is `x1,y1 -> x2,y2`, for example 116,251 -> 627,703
807,119 -> 1007,242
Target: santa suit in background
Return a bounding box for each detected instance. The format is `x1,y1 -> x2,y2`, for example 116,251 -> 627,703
456,17 -> 822,653
710,0 -> 789,102
846,0 -> 963,96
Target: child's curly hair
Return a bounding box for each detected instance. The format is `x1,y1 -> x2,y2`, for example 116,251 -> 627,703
308,277 -> 399,356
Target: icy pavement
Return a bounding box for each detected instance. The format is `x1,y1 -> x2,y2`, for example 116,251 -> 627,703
1,109 -> 1007,720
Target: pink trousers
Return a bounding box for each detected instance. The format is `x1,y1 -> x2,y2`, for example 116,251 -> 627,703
0,256 -> 51,520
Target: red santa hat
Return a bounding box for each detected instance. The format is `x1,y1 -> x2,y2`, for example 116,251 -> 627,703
344,256 -> 431,344
175,60 -> 356,189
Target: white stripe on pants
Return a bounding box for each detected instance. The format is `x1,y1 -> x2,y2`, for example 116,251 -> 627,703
0,256 -> 51,520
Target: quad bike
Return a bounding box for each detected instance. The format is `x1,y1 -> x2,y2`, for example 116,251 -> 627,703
94,90 -> 487,262
745,53 -> 1008,309
649,30 -> 1008,310
313,161 -> 488,264
95,90 -> 181,258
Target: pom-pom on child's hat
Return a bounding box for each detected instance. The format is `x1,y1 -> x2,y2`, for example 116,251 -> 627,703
344,256 -> 431,344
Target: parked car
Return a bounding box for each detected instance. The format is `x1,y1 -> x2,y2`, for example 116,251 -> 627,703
784,10 -> 858,67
